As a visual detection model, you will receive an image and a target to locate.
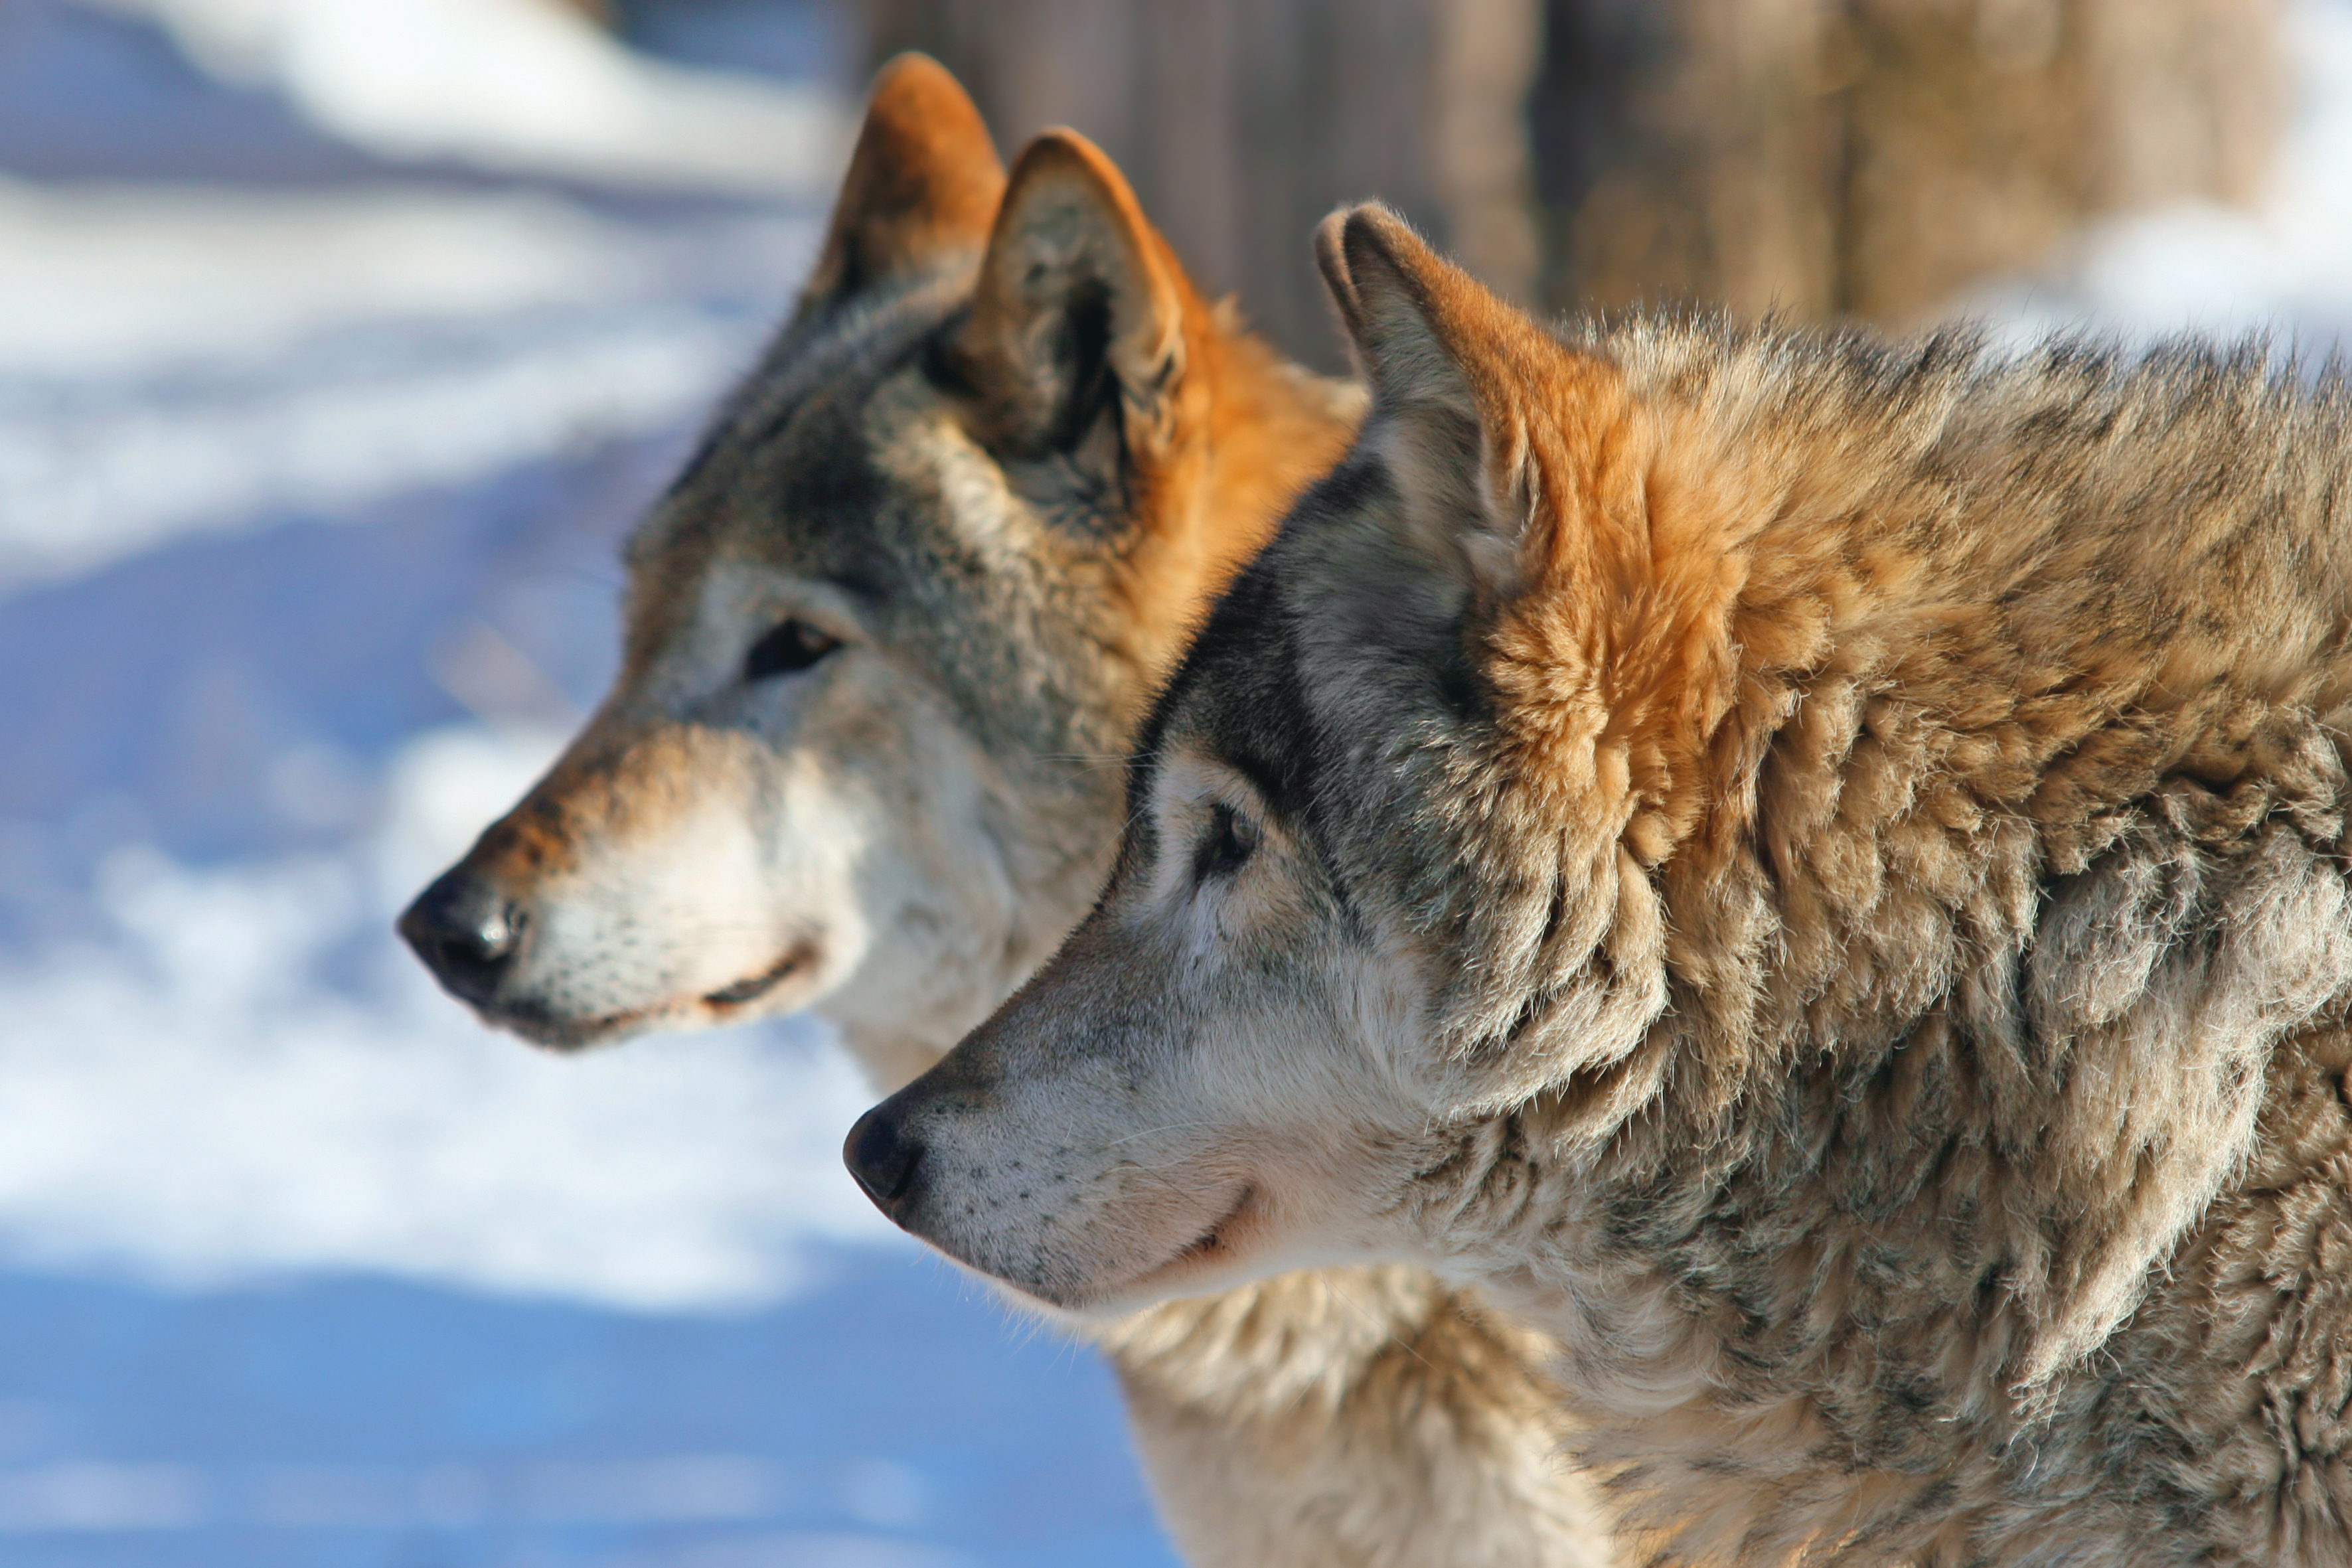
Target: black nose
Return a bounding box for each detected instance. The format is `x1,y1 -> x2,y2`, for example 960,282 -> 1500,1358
844,1104 -> 924,1213
398,867 -> 526,1006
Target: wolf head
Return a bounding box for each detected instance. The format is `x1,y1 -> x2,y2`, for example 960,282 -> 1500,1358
400,57 -> 1358,1067
844,206 -> 1753,1309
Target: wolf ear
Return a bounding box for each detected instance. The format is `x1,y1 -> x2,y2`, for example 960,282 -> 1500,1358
948,129 -> 1192,476
797,54 -> 1005,311
1314,204 -> 1497,421
1314,204 -> 1543,599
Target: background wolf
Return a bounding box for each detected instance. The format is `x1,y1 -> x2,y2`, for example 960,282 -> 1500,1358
855,204 -> 2352,1565
402,58 -> 1616,1568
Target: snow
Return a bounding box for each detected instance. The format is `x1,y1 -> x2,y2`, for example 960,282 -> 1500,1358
1,299 -> 746,593
0,174 -> 811,593
84,0 -> 849,196
0,180 -> 661,374
0,1259 -> 1171,1566
0,822 -> 890,1311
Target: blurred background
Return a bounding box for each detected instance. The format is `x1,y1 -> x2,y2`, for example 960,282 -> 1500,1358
0,1 -> 2343,1565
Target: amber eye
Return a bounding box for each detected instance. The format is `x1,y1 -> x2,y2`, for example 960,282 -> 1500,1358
744,618 -> 840,680
1192,801 -> 1257,882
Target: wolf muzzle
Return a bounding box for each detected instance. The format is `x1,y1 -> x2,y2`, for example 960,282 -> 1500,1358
399,866 -> 527,1010
842,1097 -> 925,1219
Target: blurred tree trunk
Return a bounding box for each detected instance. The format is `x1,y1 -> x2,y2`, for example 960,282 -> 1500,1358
1534,0 -> 2281,323
860,0 -> 1541,370
859,0 -> 2278,364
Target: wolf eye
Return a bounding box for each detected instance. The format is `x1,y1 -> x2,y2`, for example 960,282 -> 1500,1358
744,618 -> 839,680
1192,801 -> 1257,882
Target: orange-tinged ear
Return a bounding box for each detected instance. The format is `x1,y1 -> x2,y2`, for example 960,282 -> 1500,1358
1314,204 -> 1541,428
951,129 -> 1194,464
1319,206 -> 1651,597
1315,208 -> 1735,857
1312,204 -> 1545,599
798,54 -> 1005,310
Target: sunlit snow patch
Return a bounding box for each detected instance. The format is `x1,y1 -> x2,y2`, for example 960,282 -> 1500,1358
80,0 -> 849,196
0,179 -> 670,376
0,722 -> 898,1310
0,179 -> 813,593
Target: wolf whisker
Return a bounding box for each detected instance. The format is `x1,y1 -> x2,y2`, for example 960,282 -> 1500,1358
1105,1120 -> 1217,1147
1324,1275 -> 1437,1374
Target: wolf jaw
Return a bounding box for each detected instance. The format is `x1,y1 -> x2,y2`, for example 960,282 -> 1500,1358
405,60 -> 1623,1568
866,204 -> 2352,1565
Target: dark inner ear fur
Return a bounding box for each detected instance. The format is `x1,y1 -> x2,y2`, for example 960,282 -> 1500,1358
1044,279 -> 1119,457
1312,210 -> 1370,361
943,135 -> 1187,530
929,272 -> 1130,528
1334,206 -> 1483,425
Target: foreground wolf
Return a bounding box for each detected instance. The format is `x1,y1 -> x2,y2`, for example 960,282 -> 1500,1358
852,204 -> 2352,1565
402,63 -> 1616,1568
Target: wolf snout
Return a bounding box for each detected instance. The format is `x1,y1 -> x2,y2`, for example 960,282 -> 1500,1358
398,866 -> 527,1007
843,1101 -> 925,1214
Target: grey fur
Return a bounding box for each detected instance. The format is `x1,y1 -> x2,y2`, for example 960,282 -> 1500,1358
868,207 -> 2352,1566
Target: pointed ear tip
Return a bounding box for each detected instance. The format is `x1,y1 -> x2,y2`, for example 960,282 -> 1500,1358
872,50 -> 945,86
1340,204 -> 1424,270
1313,211 -> 1358,315
870,51 -> 965,108
1007,127 -> 1121,192
999,127 -> 1158,247
864,52 -> 995,147
1313,208 -> 1352,260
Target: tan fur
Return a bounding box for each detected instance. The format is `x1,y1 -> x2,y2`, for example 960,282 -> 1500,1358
864,204 -> 2352,1565
797,52 -> 1006,306
406,66 -> 1618,1568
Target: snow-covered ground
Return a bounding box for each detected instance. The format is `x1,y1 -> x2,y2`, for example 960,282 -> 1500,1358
84,0 -> 848,194
3,0 -> 2351,1564
0,179 -> 809,591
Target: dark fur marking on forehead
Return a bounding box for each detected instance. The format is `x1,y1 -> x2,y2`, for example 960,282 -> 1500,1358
1123,558 -> 1372,939
1288,450 -> 1393,529
1129,449 -> 1417,838
1135,552 -> 1320,827
631,274 -> 974,569
1283,447 -> 1492,726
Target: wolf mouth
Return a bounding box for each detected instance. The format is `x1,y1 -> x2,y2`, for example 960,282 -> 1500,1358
702,941 -> 820,1010
1176,1190 -> 1252,1263
499,997 -> 651,1054
1107,1184 -> 1259,1302
492,941 -> 822,1052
